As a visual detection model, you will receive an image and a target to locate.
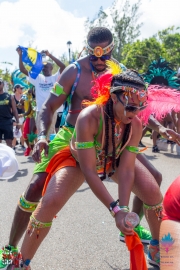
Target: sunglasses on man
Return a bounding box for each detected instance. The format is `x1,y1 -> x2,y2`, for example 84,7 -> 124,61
89,54 -> 111,62
117,95 -> 147,112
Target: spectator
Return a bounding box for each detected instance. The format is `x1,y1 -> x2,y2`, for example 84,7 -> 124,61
18,88 -> 37,156
0,78 -> 19,148
16,48 -> 65,140
12,83 -> 25,150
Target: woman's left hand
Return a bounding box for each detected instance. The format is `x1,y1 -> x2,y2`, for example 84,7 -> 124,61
115,211 -> 134,236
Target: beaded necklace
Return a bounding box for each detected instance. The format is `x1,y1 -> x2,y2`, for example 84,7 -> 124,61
114,118 -> 122,140
104,110 -> 122,142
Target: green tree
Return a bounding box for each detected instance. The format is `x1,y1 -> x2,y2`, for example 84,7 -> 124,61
111,0 -> 143,61
122,37 -> 163,72
84,0 -> 143,62
157,26 -> 180,69
121,26 -> 180,72
84,6 -> 108,32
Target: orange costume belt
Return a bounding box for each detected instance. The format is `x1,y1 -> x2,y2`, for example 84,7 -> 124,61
43,146 -> 111,196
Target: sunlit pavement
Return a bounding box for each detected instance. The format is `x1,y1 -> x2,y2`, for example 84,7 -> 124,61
0,140 -> 179,270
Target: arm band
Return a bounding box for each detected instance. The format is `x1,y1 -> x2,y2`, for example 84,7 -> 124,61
75,141 -> 94,149
50,82 -> 66,97
125,145 -> 147,154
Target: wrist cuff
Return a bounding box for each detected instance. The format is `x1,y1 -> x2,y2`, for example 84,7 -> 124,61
37,135 -> 47,141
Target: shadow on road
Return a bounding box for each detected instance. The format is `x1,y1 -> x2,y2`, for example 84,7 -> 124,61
163,153 -> 180,159
7,168 -> 28,182
143,154 -> 159,161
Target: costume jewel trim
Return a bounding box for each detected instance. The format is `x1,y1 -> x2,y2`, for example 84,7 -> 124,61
75,141 -> 94,149
86,40 -> 114,57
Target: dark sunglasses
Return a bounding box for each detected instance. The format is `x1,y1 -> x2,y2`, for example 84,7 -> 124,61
89,54 -> 111,62
117,95 -> 147,112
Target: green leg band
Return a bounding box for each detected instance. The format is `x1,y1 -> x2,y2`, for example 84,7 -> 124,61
18,193 -> 39,213
143,200 -> 163,220
27,214 -> 52,239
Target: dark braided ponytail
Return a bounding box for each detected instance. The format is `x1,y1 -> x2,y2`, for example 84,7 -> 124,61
100,99 -> 116,180
116,123 -> 131,167
108,99 -> 116,177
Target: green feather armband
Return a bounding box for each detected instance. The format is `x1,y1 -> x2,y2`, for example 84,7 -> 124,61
125,146 -> 147,154
50,82 -> 67,97
75,141 -> 94,149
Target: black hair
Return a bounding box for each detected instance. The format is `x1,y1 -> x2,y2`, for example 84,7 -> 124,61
87,27 -> 113,44
100,69 -> 146,180
150,76 -> 168,86
111,69 -> 146,89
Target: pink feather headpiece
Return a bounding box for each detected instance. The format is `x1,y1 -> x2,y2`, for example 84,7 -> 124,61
139,85 -> 180,124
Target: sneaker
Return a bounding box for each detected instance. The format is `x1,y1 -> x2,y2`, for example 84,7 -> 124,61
138,141 -> 146,148
152,145 -> 160,153
24,147 -> 31,156
147,240 -> 160,267
167,140 -> 176,144
0,245 -> 18,269
119,224 -> 152,244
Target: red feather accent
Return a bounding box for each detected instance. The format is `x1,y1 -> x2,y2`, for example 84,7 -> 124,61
139,85 -> 180,124
90,72 -> 113,105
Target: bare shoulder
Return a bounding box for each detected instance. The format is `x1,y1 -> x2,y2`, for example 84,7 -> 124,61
131,116 -> 142,136
59,63 -> 78,82
76,105 -> 102,133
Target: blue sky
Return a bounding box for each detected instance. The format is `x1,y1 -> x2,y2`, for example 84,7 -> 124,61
57,0 -> 113,18
0,0 -> 179,71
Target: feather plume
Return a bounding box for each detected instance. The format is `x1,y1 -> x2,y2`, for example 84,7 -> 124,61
83,73 -> 112,106
138,85 -> 180,124
106,60 -> 123,76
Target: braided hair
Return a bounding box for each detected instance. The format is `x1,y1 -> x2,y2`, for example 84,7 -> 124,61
100,69 -> 146,180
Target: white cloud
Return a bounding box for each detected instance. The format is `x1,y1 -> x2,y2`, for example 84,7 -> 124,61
0,0 -> 180,71
0,0 -> 86,54
139,0 -> 180,39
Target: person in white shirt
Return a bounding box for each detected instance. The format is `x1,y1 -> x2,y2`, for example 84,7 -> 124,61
16,48 -> 65,140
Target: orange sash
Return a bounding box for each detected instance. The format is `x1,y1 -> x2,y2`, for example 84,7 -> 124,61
125,232 -> 148,270
42,146 -> 76,196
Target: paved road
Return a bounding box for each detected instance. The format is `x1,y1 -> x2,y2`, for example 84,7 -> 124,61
0,138 -> 179,270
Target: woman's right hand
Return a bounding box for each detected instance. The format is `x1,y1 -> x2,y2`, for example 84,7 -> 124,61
32,140 -> 49,163
115,211 -> 134,236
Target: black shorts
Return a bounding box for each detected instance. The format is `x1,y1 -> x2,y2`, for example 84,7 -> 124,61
55,112 -> 62,129
0,125 -> 13,140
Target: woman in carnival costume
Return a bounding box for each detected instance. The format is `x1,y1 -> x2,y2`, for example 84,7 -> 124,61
18,85 -> 37,156
9,64 -> 163,269
141,57 -> 180,152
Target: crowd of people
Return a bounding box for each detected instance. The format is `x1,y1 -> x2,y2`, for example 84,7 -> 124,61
0,26 -> 180,270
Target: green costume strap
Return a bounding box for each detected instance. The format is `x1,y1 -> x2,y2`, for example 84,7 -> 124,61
50,82 -> 67,97
27,214 -> 52,239
143,200 -> 163,221
18,193 -> 39,213
125,145 -> 146,154
75,141 -> 94,149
